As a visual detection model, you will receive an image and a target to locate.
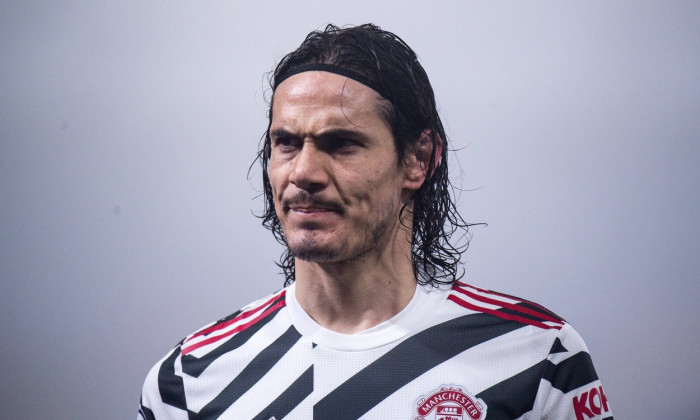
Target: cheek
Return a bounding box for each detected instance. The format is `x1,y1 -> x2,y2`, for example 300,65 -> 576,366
352,168 -> 402,204
267,164 -> 285,197
269,178 -> 279,197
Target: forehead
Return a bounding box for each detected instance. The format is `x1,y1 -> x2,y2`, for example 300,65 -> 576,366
271,71 -> 389,132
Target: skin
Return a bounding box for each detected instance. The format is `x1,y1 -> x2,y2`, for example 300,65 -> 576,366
268,71 -> 429,333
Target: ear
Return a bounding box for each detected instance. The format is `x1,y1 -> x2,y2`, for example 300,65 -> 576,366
403,130 -> 443,191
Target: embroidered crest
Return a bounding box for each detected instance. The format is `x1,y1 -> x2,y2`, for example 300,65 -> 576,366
413,385 -> 487,420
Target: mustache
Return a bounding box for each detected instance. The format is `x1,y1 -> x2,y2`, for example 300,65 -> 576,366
282,192 -> 343,212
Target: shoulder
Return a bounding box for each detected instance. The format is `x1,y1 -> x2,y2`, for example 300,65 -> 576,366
446,282 -> 612,418
139,288 -> 290,417
180,288 -> 288,356
441,281 -> 577,371
447,281 -> 566,330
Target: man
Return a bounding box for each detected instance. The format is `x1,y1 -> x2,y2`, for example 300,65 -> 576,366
139,24 -> 612,419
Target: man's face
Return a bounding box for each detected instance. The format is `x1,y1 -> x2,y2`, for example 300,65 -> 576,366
268,71 -> 416,264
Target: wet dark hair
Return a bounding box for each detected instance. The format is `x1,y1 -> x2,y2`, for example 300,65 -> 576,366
256,23 -> 471,287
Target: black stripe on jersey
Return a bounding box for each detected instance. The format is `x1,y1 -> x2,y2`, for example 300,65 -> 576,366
158,345 -> 188,411
476,359 -> 546,419
196,326 -> 302,419
313,313 -> 525,419
550,337 -> 568,354
139,399 -> 156,420
542,351 -> 599,394
182,303 -> 284,377
252,365 -> 313,420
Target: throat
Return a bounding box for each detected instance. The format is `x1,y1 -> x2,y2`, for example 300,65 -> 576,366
294,268 -> 417,334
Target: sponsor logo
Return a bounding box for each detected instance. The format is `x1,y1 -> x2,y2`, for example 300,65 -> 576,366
413,385 -> 487,420
572,385 -> 610,420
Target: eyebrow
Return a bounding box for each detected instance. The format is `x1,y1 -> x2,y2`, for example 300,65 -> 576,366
269,127 -> 368,141
269,128 -> 296,140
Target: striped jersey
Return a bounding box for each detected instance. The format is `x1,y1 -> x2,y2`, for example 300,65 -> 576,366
138,281 -> 612,419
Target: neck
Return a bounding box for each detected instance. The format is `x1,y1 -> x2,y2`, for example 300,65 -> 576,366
293,231 -> 417,334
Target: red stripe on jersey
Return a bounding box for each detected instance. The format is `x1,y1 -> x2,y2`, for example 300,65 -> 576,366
184,291 -> 285,345
447,294 -> 562,330
181,296 -> 286,356
456,281 -> 563,322
452,284 -> 563,325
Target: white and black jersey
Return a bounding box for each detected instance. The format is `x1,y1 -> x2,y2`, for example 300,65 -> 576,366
139,281 -> 612,419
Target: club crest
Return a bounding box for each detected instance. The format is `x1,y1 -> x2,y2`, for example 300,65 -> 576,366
413,385 -> 487,420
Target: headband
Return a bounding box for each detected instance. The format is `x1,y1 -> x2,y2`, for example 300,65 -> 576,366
274,63 -> 388,100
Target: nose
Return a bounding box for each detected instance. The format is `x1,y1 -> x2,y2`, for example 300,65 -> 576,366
289,142 -> 329,191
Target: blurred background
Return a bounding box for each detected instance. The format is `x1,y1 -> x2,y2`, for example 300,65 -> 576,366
1,1 -> 698,418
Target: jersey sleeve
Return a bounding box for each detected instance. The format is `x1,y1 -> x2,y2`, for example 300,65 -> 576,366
529,323 -> 613,419
138,342 -> 191,420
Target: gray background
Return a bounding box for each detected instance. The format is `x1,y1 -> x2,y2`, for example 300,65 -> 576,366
2,1 -> 699,419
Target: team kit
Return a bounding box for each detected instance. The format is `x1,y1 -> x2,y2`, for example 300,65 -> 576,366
139,282 -> 611,419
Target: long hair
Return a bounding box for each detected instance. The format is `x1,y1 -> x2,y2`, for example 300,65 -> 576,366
256,24 -> 471,287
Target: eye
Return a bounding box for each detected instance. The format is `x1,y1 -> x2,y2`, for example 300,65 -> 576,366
272,136 -> 302,152
337,138 -> 359,148
321,137 -> 361,154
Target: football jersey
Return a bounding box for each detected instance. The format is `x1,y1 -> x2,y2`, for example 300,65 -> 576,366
138,281 -> 612,419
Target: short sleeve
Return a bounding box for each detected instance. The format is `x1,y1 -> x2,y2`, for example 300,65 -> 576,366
138,344 -> 191,420
531,323 -> 613,419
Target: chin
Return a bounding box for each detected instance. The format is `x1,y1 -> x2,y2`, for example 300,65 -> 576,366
290,240 -> 342,262
288,235 -> 351,263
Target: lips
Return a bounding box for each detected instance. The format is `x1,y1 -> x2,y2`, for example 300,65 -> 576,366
286,203 -> 340,226
282,193 -> 342,214
289,206 -> 334,213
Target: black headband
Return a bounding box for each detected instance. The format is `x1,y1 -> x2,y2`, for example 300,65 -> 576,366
274,63 -> 388,100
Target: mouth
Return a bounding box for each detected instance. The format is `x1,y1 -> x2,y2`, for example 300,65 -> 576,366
287,200 -> 341,212
283,194 -> 342,214
287,204 -> 342,220
286,204 -> 340,225
289,206 -> 335,213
